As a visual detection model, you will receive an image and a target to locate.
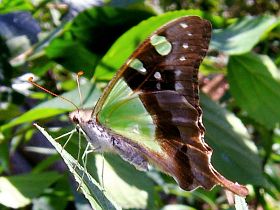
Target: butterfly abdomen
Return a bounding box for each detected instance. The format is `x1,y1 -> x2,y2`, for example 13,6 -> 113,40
111,135 -> 148,171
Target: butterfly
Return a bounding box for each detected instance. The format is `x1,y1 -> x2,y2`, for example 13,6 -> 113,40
69,16 -> 248,196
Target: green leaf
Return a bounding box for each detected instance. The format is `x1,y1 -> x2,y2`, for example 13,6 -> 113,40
0,104 -> 21,121
0,172 -> 61,208
1,108 -> 63,132
0,0 -> 33,14
228,53 -> 280,129
1,82 -> 100,131
96,154 -> 154,209
45,6 -> 154,77
211,16 -> 279,55
94,9 -> 217,80
162,186 -> 217,209
0,141 -> 9,173
201,94 -> 264,185
45,40 -> 98,78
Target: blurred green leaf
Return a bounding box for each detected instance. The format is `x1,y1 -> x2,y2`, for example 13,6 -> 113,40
99,154 -> 154,209
201,94 -> 264,185
0,0 -> 33,14
265,163 -> 280,203
1,108 -> 63,132
228,53 -> 280,129
45,40 -> 98,77
0,104 -> 21,121
211,16 -> 279,55
0,171 -> 61,208
45,6 -> 155,78
32,154 -> 60,173
32,195 -> 69,210
1,82 -> 101,131
94,9 -> 217,80
0,141 -> 9,173
165,186 -> 217,209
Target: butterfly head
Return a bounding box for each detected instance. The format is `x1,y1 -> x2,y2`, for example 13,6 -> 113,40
69,109 -> 93,125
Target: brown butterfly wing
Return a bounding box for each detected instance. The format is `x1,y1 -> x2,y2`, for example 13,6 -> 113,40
95,16 -> 248,196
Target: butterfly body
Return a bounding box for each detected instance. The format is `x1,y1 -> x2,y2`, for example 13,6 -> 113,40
69,16 -> 249,197
70,110 -> 149,170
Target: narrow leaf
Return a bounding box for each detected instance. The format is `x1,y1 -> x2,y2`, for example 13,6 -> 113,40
235,195 -> 249,210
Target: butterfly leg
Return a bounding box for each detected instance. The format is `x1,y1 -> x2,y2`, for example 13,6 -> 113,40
53,129 -> 76,153
77,143 -> 102,190
77,143 -> 90,190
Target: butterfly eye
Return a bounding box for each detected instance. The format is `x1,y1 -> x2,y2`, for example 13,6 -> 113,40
72,116 -> 79,124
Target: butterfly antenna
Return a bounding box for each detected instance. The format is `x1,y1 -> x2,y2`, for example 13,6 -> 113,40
76,71 -> 84,108
28,77 -> 79,111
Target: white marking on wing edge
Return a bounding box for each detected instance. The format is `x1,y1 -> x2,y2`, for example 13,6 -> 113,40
175,82 -> 184,90
156,82 -> 161,90
139,67 -> 147,74
175,70 -> 182,77
128,58 -> 147,74
183,43 -> 189,49
154,72 -> 162,80
180,23 -> 188,28
179,56 -> 186,61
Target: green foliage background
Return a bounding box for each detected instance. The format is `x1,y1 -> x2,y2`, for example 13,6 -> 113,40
0,0 -> 280,209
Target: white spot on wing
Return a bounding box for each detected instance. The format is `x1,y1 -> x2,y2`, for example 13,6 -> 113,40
154,72 -> 162,80
180,23 -> 188,28
139,67 -> 147,74
187,32 -> 193,36
179,56 -> 186,61
150,34 -> 172,56
183,43 -> 189,49
128,58 -> 147,74
175,70 -> 182,77
156,82 -> 161,90
175,82 -> 184,90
